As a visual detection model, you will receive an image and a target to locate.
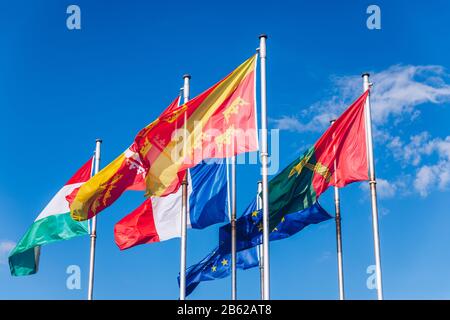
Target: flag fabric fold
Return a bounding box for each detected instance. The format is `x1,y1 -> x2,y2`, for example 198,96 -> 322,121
141,55 -> 258,198
266,90 -> 369,228
181,246 -> 260,298
9,158 -> 93,276
72,55 -> 258,222
70,96 -> 181,221
219,199 -> 332,253
183,198 -> 331,296
217,91 -> 369,254
114,160 -> 229,250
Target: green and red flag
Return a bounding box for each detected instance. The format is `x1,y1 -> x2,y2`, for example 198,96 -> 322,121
268,90 -> 369,227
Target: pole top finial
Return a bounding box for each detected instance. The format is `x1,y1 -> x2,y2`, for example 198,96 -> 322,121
330,119 -> 337,125
183,74 -> 191,79
259,33 -> 268,39
96,138 -> 102,143
362,72 -> 370,78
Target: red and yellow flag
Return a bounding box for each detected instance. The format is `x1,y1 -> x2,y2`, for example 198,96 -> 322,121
70,96 -> 181,221
139,54 -> 258,197
71,55 -> 258,221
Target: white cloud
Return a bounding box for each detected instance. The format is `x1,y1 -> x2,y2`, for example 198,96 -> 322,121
368,65 -> 450,123
335,65 -> 450,124
414,160 -> 450,197
414,165 -> 437,197
360,178 -> 397,199
270,116 -> 306,132
388,132 -> 431,166
0,241 -> 16,265
376,179 -> 398,198
270,95 -> 349,133
430,136 -> 450,160
272,64 -> 450,133
271,64 -> 450,198
390,133 -> 450,197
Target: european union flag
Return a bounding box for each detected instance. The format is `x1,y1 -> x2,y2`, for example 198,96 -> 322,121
181,199 -> 331,296
219,200 -> 332,253
180,246 -> 259,297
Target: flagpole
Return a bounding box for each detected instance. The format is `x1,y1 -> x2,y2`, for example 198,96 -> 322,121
231,154 -> 237,300
88,138 -> 101,301
362,73 -> 384,300
256,181 -> 264,300
330,120 -> 345,300
259,34 -> 270,300
179,74 -> 191,300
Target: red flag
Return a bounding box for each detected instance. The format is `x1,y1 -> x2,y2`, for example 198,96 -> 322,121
312,90 -> 369,196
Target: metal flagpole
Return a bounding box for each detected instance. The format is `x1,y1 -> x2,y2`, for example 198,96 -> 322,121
330,120 -> 345,300
256,181 -> 264,300
231,155 -> 237,300
362,73 -> 384,300
179,74 -> 191,300
88,138 -> 102,300
259,34 -> 270,300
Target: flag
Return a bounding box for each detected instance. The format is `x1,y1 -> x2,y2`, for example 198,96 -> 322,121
70,96 -> 181,221
219,199 -> 332,252
217,91 -> 368,253
266,90 -> 369,228
141,55 -> 258,198
72,55 -> 258,221
182,200 -> 330,297
181,246 -> 259,297
9,158 -> 93,276
114,160 -> 228,250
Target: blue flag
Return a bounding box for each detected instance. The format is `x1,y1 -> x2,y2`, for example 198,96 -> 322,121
181,246 -> 259,297
181,199 -> 331,296
189,159 -> 229,229
219,200 -> 332,253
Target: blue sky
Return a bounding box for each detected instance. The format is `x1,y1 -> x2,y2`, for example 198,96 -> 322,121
1,0 -> 450,299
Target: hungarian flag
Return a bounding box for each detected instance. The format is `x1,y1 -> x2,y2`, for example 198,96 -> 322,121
71,55 -> 258,221
266,90 -> 369,228
9,158 -> 93,276
70,96 -> 181,221
218,90 -> 370,254
114,160 -> 228,250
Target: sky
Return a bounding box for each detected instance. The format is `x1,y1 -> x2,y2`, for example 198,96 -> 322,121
1,0 -> 450,300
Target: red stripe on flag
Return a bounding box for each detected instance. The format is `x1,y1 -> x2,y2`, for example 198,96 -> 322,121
114,198 -> 160,250
65,157 -> 94,185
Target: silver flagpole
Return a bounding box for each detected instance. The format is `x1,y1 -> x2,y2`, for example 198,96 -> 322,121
231,154 -> 237,300
259,34 -> 270,300
256,181 -> 264,300
88,138 -> 102,300
179,74 -> 191,300
362,73 -> 384,300
330,120 -> 345,300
